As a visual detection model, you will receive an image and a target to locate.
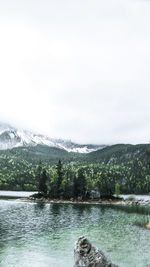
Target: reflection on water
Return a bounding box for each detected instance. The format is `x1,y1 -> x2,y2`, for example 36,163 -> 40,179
0,198 -> 150,267
0,190 -> 37,198
110,203 -> 150,215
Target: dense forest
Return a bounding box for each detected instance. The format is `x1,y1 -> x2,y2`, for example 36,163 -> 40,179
0,144 -> 150,197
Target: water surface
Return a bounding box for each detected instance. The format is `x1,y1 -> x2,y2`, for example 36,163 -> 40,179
0,192 -> 150,267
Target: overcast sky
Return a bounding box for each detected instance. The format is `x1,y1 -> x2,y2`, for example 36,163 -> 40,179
0,0 -> 150,144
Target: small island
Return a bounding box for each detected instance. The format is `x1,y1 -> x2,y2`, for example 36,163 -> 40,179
26,159 -> 150,209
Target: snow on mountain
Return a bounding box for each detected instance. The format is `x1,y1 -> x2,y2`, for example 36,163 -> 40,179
0,123 -> 106,153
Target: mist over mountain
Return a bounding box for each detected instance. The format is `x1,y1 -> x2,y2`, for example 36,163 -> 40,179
0,122 -> 106,153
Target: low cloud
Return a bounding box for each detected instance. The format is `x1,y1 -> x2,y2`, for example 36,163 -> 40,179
0,0 -> 150,144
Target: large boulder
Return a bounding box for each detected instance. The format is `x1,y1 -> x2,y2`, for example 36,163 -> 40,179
90,190 -> 100,200
74,236 -> 118,267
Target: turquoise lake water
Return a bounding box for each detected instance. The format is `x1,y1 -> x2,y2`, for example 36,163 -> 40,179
0,192 -> 150,267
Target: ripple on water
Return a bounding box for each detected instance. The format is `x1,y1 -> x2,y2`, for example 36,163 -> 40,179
0,200 -> 150,267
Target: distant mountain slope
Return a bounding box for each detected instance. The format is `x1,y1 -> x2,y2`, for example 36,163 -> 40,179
0,139 -> 150,192
0,144 -> 83,165
86,143 -> 150,164
0,123 -> 105,153
0,142 -> 150,166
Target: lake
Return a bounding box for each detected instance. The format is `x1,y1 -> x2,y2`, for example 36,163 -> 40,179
0,192 -> 150,267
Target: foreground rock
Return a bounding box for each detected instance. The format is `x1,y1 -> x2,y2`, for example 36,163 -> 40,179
74,236 -> 118,267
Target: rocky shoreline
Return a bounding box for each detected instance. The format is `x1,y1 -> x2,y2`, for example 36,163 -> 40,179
25,196 -> 150,207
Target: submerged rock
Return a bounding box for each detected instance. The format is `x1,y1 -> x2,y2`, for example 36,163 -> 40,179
74,236 -> 118,267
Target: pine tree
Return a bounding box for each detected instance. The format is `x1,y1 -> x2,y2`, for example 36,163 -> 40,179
56,160 -> 63,197
39,169 -> 48,194
73,168 -> 86,199
36,160 -> 42,190
37,161 -> 47,194
115,183 -> 120,197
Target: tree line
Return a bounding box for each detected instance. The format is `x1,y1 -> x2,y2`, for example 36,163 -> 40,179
0,153 -> 150,197
37,159 -> 150,199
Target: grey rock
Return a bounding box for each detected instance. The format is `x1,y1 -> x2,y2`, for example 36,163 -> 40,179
74,236 -> 118,267
90,190 -> 100,200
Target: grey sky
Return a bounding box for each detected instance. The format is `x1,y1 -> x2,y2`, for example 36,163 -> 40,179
0,0 -> 150,144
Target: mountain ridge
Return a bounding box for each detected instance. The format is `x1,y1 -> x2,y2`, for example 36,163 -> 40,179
0,122 -> 106,153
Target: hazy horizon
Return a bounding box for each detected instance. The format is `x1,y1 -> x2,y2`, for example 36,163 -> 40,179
1,0 -> 150,144
0,120 -> 150,146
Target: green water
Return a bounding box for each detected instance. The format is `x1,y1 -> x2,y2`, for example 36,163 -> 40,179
0,198 -> 150,267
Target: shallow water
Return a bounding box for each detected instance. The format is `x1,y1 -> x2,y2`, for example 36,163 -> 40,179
0,193 -> 150,266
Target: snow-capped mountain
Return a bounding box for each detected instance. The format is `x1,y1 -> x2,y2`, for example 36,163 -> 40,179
0,123 -> 106,153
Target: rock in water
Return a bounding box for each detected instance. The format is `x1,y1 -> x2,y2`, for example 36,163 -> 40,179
74,236 -> 118,267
